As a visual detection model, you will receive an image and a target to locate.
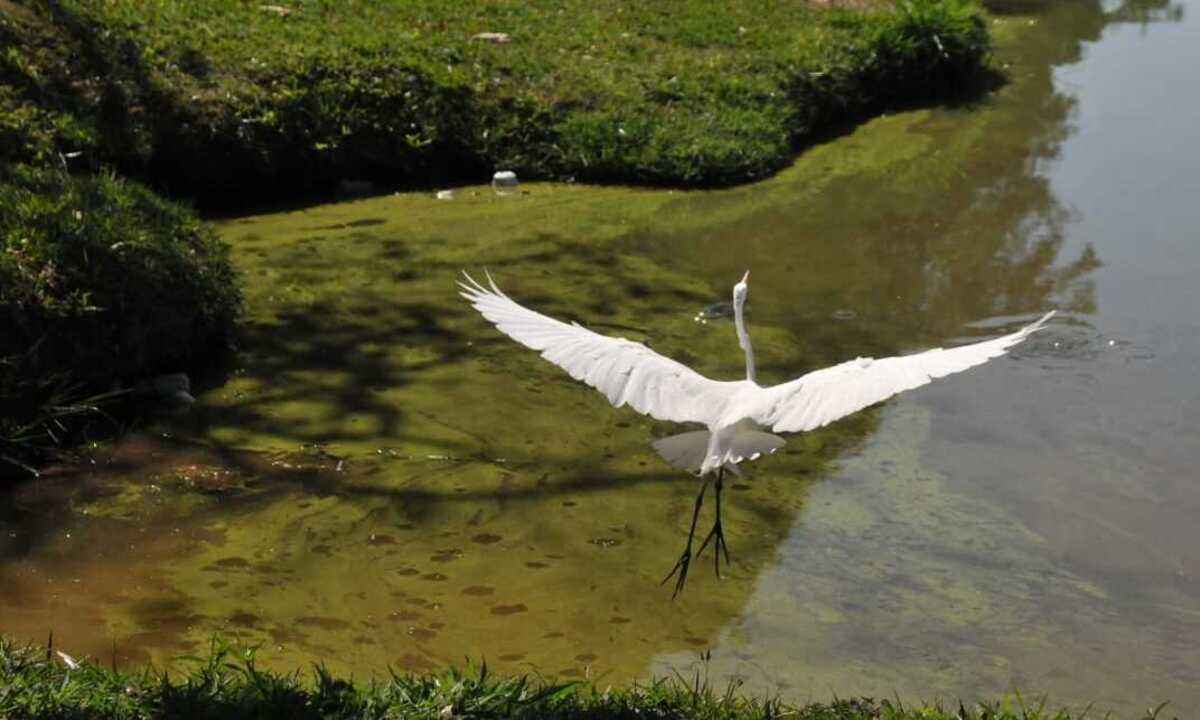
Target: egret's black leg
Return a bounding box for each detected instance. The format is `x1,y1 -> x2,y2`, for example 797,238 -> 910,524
697,467 -> 732,578
661,476 -> 710,599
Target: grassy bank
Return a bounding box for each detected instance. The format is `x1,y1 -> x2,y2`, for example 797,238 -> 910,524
2,0 -> 991,204
0,638 -> 1173,720
0,166 -> 240,477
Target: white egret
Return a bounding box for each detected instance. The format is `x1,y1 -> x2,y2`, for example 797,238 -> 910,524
460,270 -> 1053,595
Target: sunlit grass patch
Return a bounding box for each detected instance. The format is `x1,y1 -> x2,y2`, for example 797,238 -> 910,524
2,0 -> 992,202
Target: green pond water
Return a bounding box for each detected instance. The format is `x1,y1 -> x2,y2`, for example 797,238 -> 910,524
3,0 -> 1199,715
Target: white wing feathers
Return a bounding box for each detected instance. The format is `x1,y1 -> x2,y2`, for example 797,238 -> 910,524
461,271 -> 1053,437
748,311 -> 1055,433
459,272 -> 731,425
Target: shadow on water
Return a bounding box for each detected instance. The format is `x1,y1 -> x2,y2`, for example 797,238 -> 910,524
199,299 -> 461,446
190,230 -> 718,452
2,0 -> 1194,713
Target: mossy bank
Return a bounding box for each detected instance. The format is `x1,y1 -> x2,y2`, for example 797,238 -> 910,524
0,638 -> 1176,720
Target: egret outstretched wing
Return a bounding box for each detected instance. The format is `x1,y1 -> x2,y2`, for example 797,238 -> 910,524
459,272 -> 734,425
746,311 -> 1054,433
462,268 -> 1055,594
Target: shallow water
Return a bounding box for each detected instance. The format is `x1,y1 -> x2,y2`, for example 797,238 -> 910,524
3,0 -> 1199,715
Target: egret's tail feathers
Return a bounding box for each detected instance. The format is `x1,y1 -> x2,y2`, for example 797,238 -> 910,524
652,431 -> 711,473
699,428 -> 786,475
728,429 -> 786,463
659,427 -> 787,476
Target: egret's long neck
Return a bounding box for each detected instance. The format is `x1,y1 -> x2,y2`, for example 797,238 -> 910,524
734,299 -> 756,383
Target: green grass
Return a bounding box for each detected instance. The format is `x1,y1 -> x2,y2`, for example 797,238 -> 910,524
0,637 -> 1177,720
0,165 -> 240,478
2,0 -> 991,203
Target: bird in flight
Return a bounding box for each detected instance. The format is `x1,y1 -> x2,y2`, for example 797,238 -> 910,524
460,270 -> 1053,596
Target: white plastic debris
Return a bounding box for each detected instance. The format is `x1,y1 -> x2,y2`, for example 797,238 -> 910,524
436,189 -> 455,200
56,650 -> 80,670
491,170 -> 519,195
472,32 -> 511,44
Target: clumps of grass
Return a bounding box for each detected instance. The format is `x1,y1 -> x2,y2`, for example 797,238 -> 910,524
0,2 -> 109,171
0,636 -> 1178,720
0,374 -> 127,478
0,165 -> 239,381
862,0 -> 993,103
3,0 -> 992,204
0,165 -> 240,477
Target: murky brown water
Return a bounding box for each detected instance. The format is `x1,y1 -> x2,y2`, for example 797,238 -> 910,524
3,0 -> 1198,715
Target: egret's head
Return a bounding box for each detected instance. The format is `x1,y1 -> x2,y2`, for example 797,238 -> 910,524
732,270 -> 750,308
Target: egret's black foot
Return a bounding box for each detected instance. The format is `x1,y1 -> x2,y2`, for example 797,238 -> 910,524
697,518 -> 732,578
661,475 -> 710,599
696,467 -> 732,578
660,548 -> 693,599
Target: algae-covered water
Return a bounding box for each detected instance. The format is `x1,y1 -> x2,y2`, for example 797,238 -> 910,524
3,0 -> 1199,715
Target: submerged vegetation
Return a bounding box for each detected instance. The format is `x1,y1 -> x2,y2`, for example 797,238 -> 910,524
0,637 -> 1177,720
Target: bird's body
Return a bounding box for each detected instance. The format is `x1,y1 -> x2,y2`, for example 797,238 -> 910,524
460,270 -> 1054,593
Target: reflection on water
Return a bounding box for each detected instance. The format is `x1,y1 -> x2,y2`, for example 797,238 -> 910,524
2,0 -> 1198,715
651,0 -> 1200,713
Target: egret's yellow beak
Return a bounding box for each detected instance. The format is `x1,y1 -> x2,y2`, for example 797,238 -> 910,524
741,270 -> 750,284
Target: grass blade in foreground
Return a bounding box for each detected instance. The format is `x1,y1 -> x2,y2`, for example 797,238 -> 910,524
0,637 -> 1176,720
